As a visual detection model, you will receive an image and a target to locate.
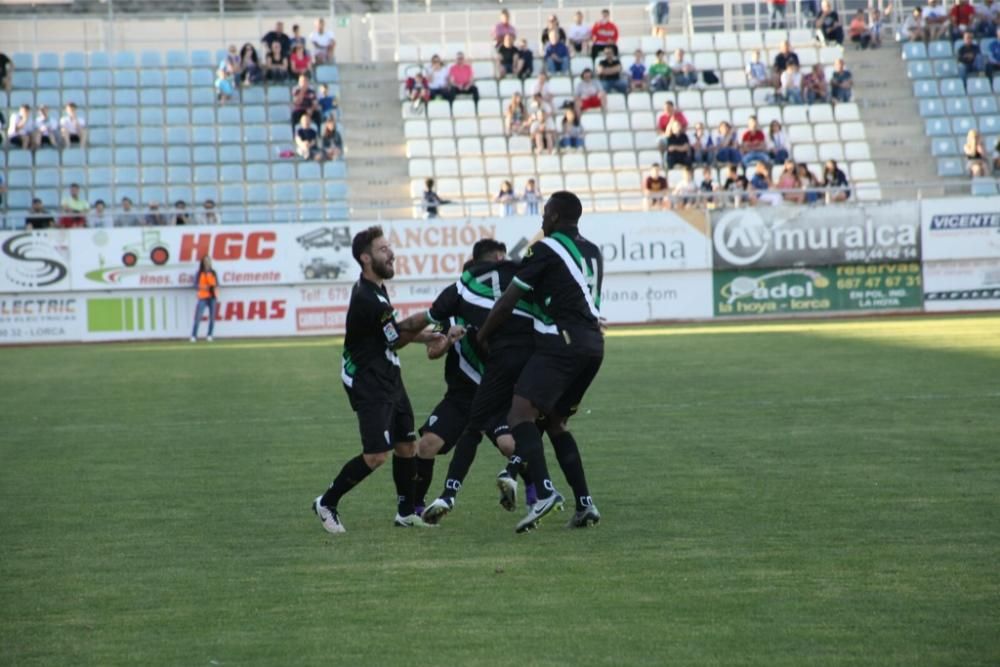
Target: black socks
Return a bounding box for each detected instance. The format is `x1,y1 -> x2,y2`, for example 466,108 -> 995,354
511,422 -> 553,499
320,454 -> 374,508
414,456 -> 435,507
550,431 -> 592,511
392,454 -> 416,517
442,429 -> 483,499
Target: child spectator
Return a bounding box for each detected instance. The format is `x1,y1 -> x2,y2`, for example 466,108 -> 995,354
220,44 -> 240,76
522,179 -> 542,215
568,11 -> 592,54
768,120 -> 790,163
776,160 -> 804,203
495,180 -> 518,216
215,69 -> 235,104
544,31 -> 571,74
699,166 -> 719,206
59,102 -> 87,147
290,44 -> 312,78
514,38 -> 534,80
422,178 -> 449,218
317,84 -> 338,120
88,199 -> 113,228
629,49 -> 648,92
34,105 -> 59,148
406,68 -> 431,113
690,123 -> 711,164
264,41 -> 290,82
713,121 -> 742,166
670,167 -> 698,209
648,49 -> 672,91
6,104 -> 34,149
295,114 -> 321,161
830,58 -> 853,102
505,92 -> 529,136
530,92 -> 553,117
496,34 -> 518,78
643,163 -> 669,209
574,69 -> 606,113
822,159 -> 851,201
723,164 -> 750,206
746,49 -> 771,88
559,107 -> 585,150
320,116 -> 343,161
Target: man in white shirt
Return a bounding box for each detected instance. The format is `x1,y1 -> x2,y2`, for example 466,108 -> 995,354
670,48 -> 698,87
59,102 -> 88,147
6,104 -> 35,149
921,0 -> 949,41
309,17 -> 336,64
567,10 -> 592,55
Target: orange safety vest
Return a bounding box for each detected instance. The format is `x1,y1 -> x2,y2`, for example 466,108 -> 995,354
197,270 -> 218,300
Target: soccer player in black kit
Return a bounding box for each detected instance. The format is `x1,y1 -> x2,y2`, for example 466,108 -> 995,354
312,226 -> 451,534
478,191 -> 604,532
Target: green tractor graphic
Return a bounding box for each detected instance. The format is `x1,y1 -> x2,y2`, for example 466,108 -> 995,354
121,230 -> 170,267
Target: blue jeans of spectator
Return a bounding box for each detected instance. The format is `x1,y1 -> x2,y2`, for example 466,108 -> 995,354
693,147 -> 710,164
651,74 -> 672,91
805,89 -> 828,104
831,86 -> 851,102
600,78 -> 628,94
192,297 -> 216,338
559,136 -> 585,149
652,1 -> 669,24
783,89 -> 803,104
769,4 -> 786,28
742,151 -> 770,168
959,56 -> 987,85
770,149 -> 789,164
715,147 -> 742,165
546,57 -> 569,74
674,72 -> 698,87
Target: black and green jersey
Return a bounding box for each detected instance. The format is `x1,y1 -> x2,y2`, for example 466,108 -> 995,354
513,227 -> 604,354
341,274 -> 404,402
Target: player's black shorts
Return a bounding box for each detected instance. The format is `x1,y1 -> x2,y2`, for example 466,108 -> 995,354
353,390 -> 416,454
515,347 -> 604,417
465,345 -> 534,432
420,392 -> 510,454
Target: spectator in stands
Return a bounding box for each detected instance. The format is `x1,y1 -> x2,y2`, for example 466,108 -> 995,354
663,120 -> 693,169
174,200 -> 192,226
770,0 -> 789,27
290,44 -> 312,78
974,1 -> 1000,36
699,167 -> 719,205
690,122 -> 711,164
779,62 -> 804,104
987,27 -> 1000,81
530,108 -> 556,154
448,52 -> 480,106
559,107 -> 586,150
746,49 -> 770,88
6,104 -> 35,150
522,178 -> 542,214
574,68 -> 606,113
629,49 -> 649,91
722,164 -> 750,206
597,47 -> 627,93
830,58 -> 853,102
317,84 -> 338,120
514,38 -> 534,80
964,128 -> 988,171
591,9 -> 620,58
671,167 -> 699,209
262,21 -> 291,59
798,163 -> 823,203
215,68 -> 235,104
816,0 -> 845,44
264,40 -> 290,82
740,116 -> 771,168
145,201 -> 167,226
496,34 -> 518,78
772,41 -> 799,80
544,32 -> 571,74
903,7 -> 928,42
541,15 -> 568,50
310,18 -> 336,64
803,64 -> 829,103
426,55 -> 451,102
957,31 -> 992,87
290,24 -> 307,53
26,199 -> 56,229
492,9 -> 517,48
992,136 -> 1000,173
296,114 -> 321,161
649,49 -> 672,91
656,100 -> 688,134
951,0 -> 978,35
568,11 -> 592,54
848,10 -> 873,48
776,160 -> 804,203
34,105 -> 59,148
115,196 -> 141,227
291,74 -> 322,130
239,43 -> 262,86
0,52 -> 10,93
713,121 -> 742,166
59,102 -> 87,147
406,68 -> 430,113
922,0 -> 950,41
220,44 -> 240,76
505,92 -> 529,136
970,161 -> 999,195
643,163 -> 669,209
87,199 -> 112,228
822,159 -> 851,201
768,120 -> 790,163
530,92 -> 554,117
199,199 -> 222,225
320,116 -> 343,161
59,183 -> 89,228
751,161 -> 783,205
670,48 -> 698,87
868,7 -> 889,46
495,180 -> 518,216
422,178 -> 449,218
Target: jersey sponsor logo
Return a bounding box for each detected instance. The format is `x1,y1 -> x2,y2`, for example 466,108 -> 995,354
383,321 -> 400,342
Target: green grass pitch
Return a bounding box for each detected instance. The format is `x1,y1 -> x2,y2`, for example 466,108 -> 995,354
2,315 -> 999,666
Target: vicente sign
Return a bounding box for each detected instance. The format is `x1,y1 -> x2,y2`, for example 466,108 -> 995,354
920,196 -> 1000,261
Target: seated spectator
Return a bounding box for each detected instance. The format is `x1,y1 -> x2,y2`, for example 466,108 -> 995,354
295,114 -> 321,161
309,18 -> 336,64
975,2 -> 1000,37
670,167 -> 699,209
174,200 -> 192,226
522,178 -> 542,215
406,68 -> 431,113
903,8 -> 928,42
541,14 -> 567,51
822,159 -> 851,201
115,196 -> 141,227
320,116 -> 343,160
798,163 -> 824,203
663,120 -> 693,169
803,64 -> 829,103
495,180 -> 518,216
145,201 -> 166,227
957,31 -> 993,87
951,0 -> 977,35
239,43 -> 262,85
922,0 -> 950,41
198,199 -> 222,225
986,26 -> 1000,74
215,69 -> 235,104
591,9 -> 620,58
59,102 -> 87,147
776,160 -> 804,203
291,74 -> 322,130
713,121 -> 742,165
88,199 -> 113,228
690,122 -> 711,164
6,104 -> 35,149
559,107 -> 586,150
574,69 -> 606,113
643,163 -> 669,209
970,162 -> 999,195
514,38 -> 534,80
26,198 -> 55,230
768,120 -> 790,163
426,55 -> 451,101
568,10 -> 592,54
772,41 -> 799,80
746,49 -> 771,88
670,48 -> 697,87
964,128 -> 987,171
830,58 -> 853,102
740,116 -> 771,167
0,51 -> 10,93
422,178 -> 449,218
751,161 -> 783,205
290,24 -> 307,53
648,49 -> 672,91
448,52 -> 480,105
723,164 -> 751,207
848,10 -> 872,48
34,105 -> 59,148
317,84 -> 338,120
656,100 -> 689,134
597,47 -> 627,93
220,44 -> 240,76
262,21 -> 291,60
698,166 -> 719,206
530,92 -> 554,117
544,32 -> 571,74
629,49 -> 648,91
868,7 -> 888,46
492,9 -> 517,48
530,108 -> 556,153
816,0 -> 845,44
530,71 -> 555,108
60,183 -> 89,228
505,92 -> 529,136
496,34 -> 518,78
264,41 -> 290,82
290,44 -> 312,78
780,62 -> 804,104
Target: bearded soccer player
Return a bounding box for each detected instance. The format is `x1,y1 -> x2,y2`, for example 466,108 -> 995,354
478,191 -> 603,532
312,226 -> 451,534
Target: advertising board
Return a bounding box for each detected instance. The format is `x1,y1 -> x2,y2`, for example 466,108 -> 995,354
920,196 -> 1000,262
922,258 -> 1000,312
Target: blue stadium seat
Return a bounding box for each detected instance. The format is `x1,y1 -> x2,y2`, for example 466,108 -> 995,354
168,166 -> 192,183
166,89 -> 190,106
191,69 -> 214,86
38,52 -> 60,69
167,146 -> 191,165
219,126 -> 242,144
114,166 -> 139,185
35,151 -> 60,167
221,184 -> 245,205
62,70 -> 86,88
979,115 -> 1000,133
243,106 -> 266,124
142,166 -> 166,184
932,60 -> 958,78
913,80 -> 938,97
114,127 -> 139,145
272,163 -> 295,181
88,52 -> 110,69
115,147 -> 140,165
37,90 -> 61,107
952,116 -> 976,134
168,186 -> 194,203
10,90 -> 34,106
323,161 -> 347,179
940,78 -> 964,96
946,97 -> 971,115
88,128 -> 111,145
88,108 -> 111,127
327,203 -> 349,220
114,51 -> 137,68
88,70 -> 111,87
220,165 -> 244,181
246,186 -> 269,205
6,190 -> 33,210
142,186 -> 166,203
191,107 -> 215,125
166,50 -> 188,67
298,182 -> 322,201
61,88 -> 86,106
243,125 -> 267,142
191,50 -> 213,66
316,65 -> 340,83
88,167 -> 112,186
298,162 -> 322,181
12,53 -> 33,68
936,158 -> 963,176
140,70 -> 164,87
89,89 -> 112,108
165,108 -> 190,127
114,107 -> 139,125
325,181 -> 348,200
140,51 -> 161,67
140,108 -> 165,126
967,78 -> 992,96
246,164 -> 269,182
242,87 -> 265,104
925,118 -> 950,136
906,61 -> 931,79
267,103 -> 287,121
245,145 -> 269,162
193,146 -> 216,164
219,146 -> 242,163
266,86 -> 289,103
191,88 -> 216,105
141,147 -> 165,164
61,168 -> 86,187
194,165 -> 219,183
193,127 -> 216,144
166,70 -> 189,87
928,40 -> 952,58
63,52 -> 85,68
218,107 -> 241,124
61,149 -> 85,167
88,148 -> 112,165
114,90 -> 139,107
931,137 -> 958,156
273,183 -> 296,202
7,169 -> 33,189
903,42 -> 928,60
268,124 -> 289,142
12,71 -> 35,88
37,71 -> 60,88
168,127 -> 192,144
194,185 -> 220,203
113,70 -> 138,88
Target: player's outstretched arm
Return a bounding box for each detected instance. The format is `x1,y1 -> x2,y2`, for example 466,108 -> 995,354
425,325 -> 465,360
396,311 -> 431,333
477,284 -> 526,345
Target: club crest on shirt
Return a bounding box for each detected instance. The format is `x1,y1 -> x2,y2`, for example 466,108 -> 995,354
383,322 -> 399,342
